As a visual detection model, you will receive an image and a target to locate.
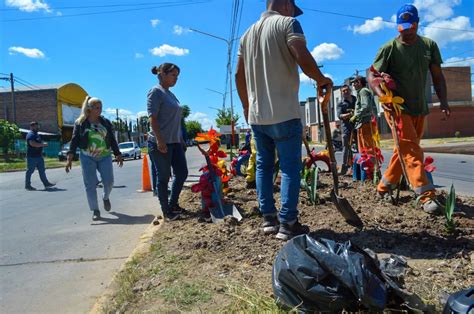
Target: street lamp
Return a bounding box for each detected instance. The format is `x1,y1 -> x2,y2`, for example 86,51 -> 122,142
190,28 -> 240,154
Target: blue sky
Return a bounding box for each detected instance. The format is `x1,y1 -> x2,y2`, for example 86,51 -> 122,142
1,0 -> 473,130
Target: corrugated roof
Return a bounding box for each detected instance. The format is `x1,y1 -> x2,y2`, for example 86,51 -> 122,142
0,83 -> 67,93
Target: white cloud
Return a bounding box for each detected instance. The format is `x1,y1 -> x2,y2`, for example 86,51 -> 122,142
173,25 -> 190,35
5,0 -> 51,12
323,73 -> 334,81
299,72 -> 313,85
350,16 -> 394,34
414,0 -> 461,22
136,111 -> 148,118
149,44 -> 190,57
421,16 -> 474,47
443,56 -> 474,67
103,108 -> 148,121
189,112 -> 214,130
8,46 -> 45,58
150,19 -> 160,28
310,43 -> 344,63
135,53 -> 144,59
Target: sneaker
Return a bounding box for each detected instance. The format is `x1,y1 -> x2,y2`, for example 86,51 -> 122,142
165,211 -> 181,221
92,210 -> 101,221
261,215 -> 279,234
103,199 -> 111,212
25,185 -> 37,191
44,182 -> 56,188
170,204 -> 186,214
422,199 -> 443,215
276,220 -> 310,241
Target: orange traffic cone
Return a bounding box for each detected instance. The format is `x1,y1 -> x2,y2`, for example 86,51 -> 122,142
137,154 -> 152,192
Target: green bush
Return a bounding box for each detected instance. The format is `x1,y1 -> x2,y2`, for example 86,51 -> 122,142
0,120 -> 20,156
454,131 -> 461,138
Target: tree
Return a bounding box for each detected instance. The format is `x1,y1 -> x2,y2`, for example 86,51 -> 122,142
182,105 -> 191,120
215,108 -> 240,128
185,120 -> 203,140
0,120 -> 20,158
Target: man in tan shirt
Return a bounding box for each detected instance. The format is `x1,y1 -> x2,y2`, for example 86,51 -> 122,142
235,0 -> 332,240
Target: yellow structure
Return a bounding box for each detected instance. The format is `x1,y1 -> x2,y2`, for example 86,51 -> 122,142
56,83 -> 88,141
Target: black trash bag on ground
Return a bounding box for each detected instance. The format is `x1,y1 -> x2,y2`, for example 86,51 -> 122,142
272,235 -> 431,312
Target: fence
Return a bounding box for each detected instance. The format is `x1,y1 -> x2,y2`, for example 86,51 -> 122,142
14,139 -> 61,158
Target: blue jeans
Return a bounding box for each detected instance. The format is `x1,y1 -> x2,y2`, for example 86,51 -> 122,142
25,156 -> 49,187
79,153 -> 114,211
147,141 -> 158,192
251,119 -> 302,224
148,143 -> 188,214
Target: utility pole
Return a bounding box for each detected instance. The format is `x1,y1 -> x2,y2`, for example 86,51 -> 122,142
10,73 -> 16,123
0,75 -> 10,120
190,27 -> 240,155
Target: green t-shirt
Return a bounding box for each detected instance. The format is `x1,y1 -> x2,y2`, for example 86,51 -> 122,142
372,35 -> 442,116
81,122 -> 111,158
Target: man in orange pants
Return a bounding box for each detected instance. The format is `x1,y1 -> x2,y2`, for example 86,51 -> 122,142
351,76 -> 377,155
368,4 -> 450,215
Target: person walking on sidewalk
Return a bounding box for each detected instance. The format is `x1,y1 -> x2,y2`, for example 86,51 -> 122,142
25,121 -> 55,191
147,63 -> 188,221
66,96 -> 123,221
351,76 -> 378,155
368,4 -> 450,214
337,85 -> 356,175
235,0 -> 332,240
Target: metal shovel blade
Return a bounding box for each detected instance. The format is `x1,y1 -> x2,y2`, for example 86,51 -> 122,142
330,190 -> 363,228
209,203 -> 242,223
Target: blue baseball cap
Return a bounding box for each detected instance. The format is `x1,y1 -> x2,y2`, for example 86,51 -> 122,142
396,4 -> 419,31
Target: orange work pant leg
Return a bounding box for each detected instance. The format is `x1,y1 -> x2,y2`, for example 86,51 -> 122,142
357,123 -> 375,154
377,113 -> 435,199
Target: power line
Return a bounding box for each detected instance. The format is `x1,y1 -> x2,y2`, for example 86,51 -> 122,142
302,7 -> 474,33
2,1 -> 210,22
0,0 -> 201,11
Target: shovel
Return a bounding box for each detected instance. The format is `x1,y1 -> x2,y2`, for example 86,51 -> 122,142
318,85 -> 363,228
197,144 -> 242,223
389,112 -> 416,204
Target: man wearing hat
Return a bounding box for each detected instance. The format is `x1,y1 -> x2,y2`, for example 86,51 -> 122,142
25,122 -> 55,190
368,4 -> 450,214
235,0 -> 332,240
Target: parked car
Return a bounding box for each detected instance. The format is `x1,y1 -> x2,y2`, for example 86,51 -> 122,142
58,142 -> 79,161
118,141 -> 141,160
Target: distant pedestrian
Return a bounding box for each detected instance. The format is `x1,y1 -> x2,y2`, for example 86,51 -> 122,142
66,96 -> 123,221
368,4 -> 450,214
235,0 -> 332,240
336,85 -> 356,175
147,63 -> 188,221
25,121 -> 55,191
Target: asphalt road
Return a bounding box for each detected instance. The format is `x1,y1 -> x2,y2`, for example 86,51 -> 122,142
0,151 -> 202,314
0,146 -> 472,313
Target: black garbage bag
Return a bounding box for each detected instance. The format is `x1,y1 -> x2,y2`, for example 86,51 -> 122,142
272,235 -> 430,312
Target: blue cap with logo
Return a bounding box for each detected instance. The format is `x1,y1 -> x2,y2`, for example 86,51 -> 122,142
396,4 -> 419,31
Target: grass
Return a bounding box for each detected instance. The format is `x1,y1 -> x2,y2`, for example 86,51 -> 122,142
158,282 -> 211,307
223,283 -> 288,313
0,157 -> 79,172
105,240 -> 213,312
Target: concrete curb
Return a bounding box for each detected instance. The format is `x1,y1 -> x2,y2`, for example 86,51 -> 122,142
89,217 -> 164,314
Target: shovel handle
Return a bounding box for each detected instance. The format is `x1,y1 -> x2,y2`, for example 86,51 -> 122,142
318,85 -> 332,114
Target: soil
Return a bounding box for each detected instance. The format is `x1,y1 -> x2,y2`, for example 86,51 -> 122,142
119,172 -> 474,313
